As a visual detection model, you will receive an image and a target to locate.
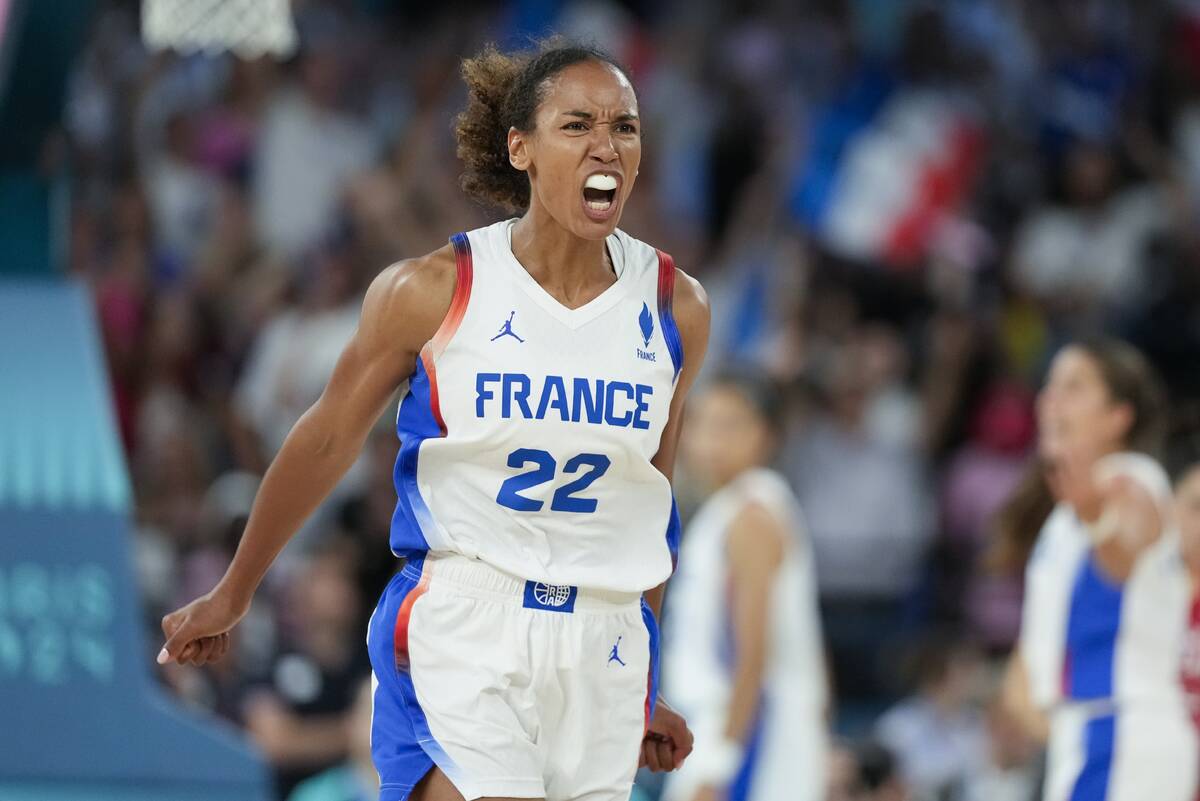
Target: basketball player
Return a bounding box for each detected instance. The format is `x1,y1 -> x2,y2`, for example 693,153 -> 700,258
1000,339 -> 1197,801
157,42 -> 709,801
661,371 -> 827,801
1175,463 -> 1200,740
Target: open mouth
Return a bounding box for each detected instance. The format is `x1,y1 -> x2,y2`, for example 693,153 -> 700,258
582,174 -> 619,214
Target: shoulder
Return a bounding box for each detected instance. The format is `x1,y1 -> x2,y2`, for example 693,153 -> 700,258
613,228 -> 710,326
671,266 -> 710,380
727,496 -> 787,565
671,266 -> 710,331
360,244 -> 458,353
618,229 -> 711,373
1095,452 -> 1173,509
1028,504 -> 1079,567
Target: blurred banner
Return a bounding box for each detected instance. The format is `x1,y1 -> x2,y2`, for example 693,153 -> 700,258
0,282 -> 269,801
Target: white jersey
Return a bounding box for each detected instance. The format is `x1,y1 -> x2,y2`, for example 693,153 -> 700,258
388,219 -> 683,594
1018,452 -> 1197,801
663,468 -> 827,801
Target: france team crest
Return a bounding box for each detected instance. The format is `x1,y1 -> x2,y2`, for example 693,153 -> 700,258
637,303 -> 657,363
639,302 -> 654,346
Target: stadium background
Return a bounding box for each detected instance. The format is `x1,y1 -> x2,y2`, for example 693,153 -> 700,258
4,0 -> 1200,800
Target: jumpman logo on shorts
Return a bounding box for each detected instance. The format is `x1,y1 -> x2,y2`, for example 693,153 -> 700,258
490,311 -> 525,343
608,636 -> 626,667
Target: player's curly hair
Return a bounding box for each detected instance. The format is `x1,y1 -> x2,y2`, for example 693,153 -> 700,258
455,40 -> 631,213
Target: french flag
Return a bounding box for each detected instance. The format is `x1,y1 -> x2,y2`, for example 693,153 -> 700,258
791,70 -> 985,269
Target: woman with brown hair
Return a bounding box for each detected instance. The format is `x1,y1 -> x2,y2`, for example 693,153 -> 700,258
157,40 -> 708,801
1001,337 -> 1196,801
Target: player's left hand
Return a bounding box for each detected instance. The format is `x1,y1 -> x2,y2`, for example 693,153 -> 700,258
640,696 -> 693,772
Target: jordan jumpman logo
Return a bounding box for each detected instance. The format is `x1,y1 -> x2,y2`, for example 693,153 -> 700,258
608,636 -> 626,667
490,311 -> 525,343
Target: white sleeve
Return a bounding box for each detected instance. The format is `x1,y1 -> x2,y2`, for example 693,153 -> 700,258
1016,506 -> 1073,710
1094,452 -> 1173,512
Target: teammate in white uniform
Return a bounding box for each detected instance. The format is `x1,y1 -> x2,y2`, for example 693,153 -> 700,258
1175,463 -> 1200,775
156,42 -> 711,801
1002,339 -> 1197,801
661,372 -> 828,801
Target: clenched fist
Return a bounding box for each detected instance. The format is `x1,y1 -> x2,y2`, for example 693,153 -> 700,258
157,590 -> 249,666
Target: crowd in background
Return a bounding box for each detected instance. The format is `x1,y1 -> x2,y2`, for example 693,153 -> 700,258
54,0 -> 1200,799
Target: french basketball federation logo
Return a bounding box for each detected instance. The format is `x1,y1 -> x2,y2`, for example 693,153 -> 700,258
637,303 -> 656,362
533,582 -> 572,607
523,579 -> 578,612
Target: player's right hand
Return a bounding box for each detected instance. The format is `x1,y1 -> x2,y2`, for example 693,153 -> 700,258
157,590 -> 248,666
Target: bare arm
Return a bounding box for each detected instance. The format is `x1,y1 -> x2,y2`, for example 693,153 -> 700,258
644,268 -> 711,620
244,694 -> 353,766
641,267 -> 710,774
159,247 -> 456,665
723,502 -> 785,744
1001,648 -> 1049,743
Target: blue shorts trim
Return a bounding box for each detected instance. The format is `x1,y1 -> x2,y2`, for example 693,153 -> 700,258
367,564 -> 461,800
642,598 -> 661,725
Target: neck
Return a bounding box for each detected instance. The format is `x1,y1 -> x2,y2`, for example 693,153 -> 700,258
510,202 -> 613,306
706,465 -> 756,492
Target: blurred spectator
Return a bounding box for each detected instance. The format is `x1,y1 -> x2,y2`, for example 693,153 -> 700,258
960,696 -> 1041,801
286,677 -> 379,801
244,547 -> 371,796
874,636 -> 987,800
232,240 -> 363,478
142,111 -> 223,266
784,321 -> 935,706
251,15 -> 377,258
851,740 -> 911,801
1010,140 -> 1168,319
940,380 -> 1036,648
786,323 -> 935,599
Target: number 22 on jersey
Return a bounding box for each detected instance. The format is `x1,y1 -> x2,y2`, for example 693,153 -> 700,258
496,448 -> 611,514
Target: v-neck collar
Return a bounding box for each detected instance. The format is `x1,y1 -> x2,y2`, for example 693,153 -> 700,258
499,218 -> 631,329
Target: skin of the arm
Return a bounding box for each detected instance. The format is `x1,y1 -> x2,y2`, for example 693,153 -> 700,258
644,268 -> 711,621
160,246 -> 456,665
640,267 -> 710,773
1001,648 -> 1050,744
721,500 -> 786,744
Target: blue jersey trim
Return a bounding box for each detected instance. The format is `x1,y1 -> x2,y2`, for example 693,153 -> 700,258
666,495 -> 682,570
729,701 -> 766,801
656,250 -> 684,381
1069,714 -> 1115,801
389,359 -> 443,557
1063,554 -> 1123,699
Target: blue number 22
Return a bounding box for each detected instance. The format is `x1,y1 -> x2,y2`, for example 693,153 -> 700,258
496,448 -> 611,513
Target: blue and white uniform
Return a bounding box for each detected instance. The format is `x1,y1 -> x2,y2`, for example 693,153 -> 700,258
662,468 -> 828,801
366,219 -> 685,801
1019,453 -> 1197,801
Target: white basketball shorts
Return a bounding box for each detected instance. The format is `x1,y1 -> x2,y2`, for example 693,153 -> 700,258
366,551 -> 661,801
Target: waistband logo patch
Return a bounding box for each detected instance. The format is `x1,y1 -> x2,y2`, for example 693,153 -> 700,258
524,580 -> 578,613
